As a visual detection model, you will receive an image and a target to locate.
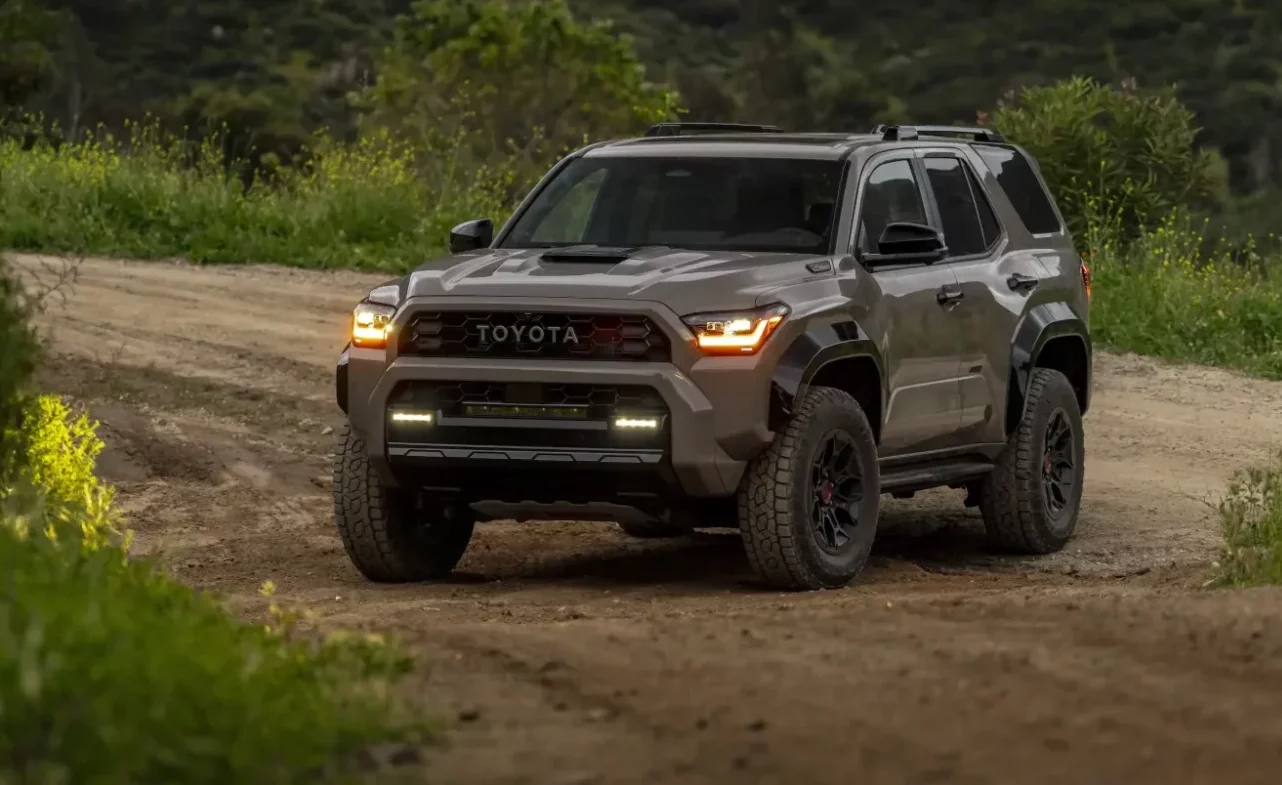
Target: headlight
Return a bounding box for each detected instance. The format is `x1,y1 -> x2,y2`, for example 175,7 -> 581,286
350,285 -> 400,348
682,303 -> 789,356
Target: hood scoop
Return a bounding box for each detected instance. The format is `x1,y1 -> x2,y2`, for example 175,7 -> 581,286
538,244 -> 670,263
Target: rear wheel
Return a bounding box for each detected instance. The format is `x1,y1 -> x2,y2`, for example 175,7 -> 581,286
979,367 -> 1085,554
333,425 -> 475,582
738,386 -> 880,590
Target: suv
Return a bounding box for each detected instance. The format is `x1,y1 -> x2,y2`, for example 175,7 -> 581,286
333,122 -> 1092,591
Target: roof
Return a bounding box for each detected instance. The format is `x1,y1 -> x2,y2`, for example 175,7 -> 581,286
584,132 -> 883,161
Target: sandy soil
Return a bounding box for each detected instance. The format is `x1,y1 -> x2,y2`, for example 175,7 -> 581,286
13,252 -> 1282,785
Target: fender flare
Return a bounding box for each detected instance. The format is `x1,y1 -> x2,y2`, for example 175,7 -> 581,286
770,321 -> 886,427
335,345 -> 350,414
1009,302 -> 1092,422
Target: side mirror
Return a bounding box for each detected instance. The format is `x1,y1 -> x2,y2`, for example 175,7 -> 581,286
448,218 -> 494,254
861,221 -> 947,265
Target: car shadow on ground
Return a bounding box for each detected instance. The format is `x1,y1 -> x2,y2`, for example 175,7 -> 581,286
442,500 -> 1030,592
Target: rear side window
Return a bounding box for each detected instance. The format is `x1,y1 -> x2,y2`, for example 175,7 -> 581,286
974,146 -> 1062,235
923,156 -> 998,257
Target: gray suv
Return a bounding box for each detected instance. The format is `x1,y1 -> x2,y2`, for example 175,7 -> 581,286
333,122 -> 1092,591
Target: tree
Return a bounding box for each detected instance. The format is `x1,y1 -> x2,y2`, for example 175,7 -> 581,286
356,0 -> 681,177
0,0 -> 63,110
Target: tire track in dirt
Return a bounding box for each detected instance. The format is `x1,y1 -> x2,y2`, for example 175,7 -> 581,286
13,252 -> 1282,785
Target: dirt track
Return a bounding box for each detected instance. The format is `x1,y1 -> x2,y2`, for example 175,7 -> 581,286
14,252 -> 1282,785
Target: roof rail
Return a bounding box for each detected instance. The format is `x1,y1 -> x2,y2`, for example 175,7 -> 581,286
872,124 -> 1006,143
645,122 -> 783,137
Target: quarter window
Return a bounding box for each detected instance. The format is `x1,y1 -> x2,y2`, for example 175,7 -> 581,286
974,145 -> 1062,235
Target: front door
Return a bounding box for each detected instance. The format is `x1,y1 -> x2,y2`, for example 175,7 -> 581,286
853,155 -> 965,457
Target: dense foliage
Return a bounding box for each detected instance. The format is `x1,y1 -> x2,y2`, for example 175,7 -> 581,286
3,0 -> 1279,201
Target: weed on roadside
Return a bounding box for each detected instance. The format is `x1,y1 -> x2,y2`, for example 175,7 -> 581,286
1217,454 -> 1282,587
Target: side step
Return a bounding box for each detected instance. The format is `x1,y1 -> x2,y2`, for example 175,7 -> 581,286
879,459 -> 993,496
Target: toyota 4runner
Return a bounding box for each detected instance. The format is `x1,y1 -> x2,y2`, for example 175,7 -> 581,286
333,122 -> 1092,591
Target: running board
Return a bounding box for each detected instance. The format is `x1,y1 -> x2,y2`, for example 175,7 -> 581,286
878,459 -> 994,495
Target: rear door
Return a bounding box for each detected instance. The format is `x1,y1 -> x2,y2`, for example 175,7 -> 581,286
916,146 -> 1051,446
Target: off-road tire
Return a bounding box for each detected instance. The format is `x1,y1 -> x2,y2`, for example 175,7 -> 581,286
333,425 -> 475,582
617,520 -> 692,539
738,386 -> 880,591
979,367 -> 1084,554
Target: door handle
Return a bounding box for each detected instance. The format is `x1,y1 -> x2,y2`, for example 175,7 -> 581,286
1007,272 -> 1040,292
936,287 -> 964,305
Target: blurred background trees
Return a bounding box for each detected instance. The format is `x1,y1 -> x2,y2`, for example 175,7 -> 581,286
1,0 -> 1279,235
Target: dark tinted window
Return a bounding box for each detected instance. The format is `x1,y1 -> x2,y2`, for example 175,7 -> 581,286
502,156 -> 845,253
924,156 -> 990,257
968,164 -> 1003,247
856,159 -> 927,255
975,146 -> 1061,234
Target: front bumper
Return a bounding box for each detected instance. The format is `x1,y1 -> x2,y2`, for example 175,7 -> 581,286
342,296 -> 785,499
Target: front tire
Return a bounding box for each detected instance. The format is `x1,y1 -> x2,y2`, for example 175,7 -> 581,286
333,425 -> 475,582
738,386 -> 881,590
978,367 -> 1085,554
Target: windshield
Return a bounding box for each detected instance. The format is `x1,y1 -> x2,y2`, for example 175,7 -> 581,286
500,156 -> 845,254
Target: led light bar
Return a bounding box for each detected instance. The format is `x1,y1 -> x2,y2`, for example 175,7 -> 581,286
389,411 -> 434,423
612,416 -> 660,429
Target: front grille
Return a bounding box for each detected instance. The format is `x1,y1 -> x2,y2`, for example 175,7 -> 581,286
385,381 -> 669,450
398,311 -> 670,362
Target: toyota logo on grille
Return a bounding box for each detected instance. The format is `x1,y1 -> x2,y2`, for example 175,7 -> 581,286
477,322 -> 580,345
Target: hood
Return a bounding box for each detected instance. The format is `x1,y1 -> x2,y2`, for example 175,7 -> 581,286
402,245 -> 833,313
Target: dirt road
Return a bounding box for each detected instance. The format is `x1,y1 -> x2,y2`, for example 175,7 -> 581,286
15,253 -> 1282,785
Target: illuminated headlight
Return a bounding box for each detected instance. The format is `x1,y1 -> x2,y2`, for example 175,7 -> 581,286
682,303 -> 789,356
351,285 -> 400,348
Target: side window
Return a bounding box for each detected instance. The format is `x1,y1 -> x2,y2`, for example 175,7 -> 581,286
856,159 -> 928,255
974,146 -> 1062,235
923,156 -> 999,257
968,164 -> 1003,248
531,168 -> 608,243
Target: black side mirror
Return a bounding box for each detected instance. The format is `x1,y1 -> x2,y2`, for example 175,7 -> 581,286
861,221 -> 947,265
448,218 -> 494,254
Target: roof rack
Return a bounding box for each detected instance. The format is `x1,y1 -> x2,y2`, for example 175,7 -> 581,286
645,122 -> 784,137
872,124 -> 1006,143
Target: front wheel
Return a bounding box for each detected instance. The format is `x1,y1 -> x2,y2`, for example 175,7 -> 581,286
738,386 -> 881,590
333,425 -> 475,582
978,367 -> 1085,554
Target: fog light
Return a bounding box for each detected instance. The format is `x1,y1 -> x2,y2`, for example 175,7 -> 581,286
390,411 -> 434,424
613,416 -> 659,429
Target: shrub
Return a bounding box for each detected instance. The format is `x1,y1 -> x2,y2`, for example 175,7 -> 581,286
1,394 -> 122,549
1218,454 -> 1282,587
0,525 -> 428,784
0,120 -> 513,271
0,257 -> 37,488
990,76 -> 1219,239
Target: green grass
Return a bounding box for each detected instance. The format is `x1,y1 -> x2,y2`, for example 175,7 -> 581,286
0,393 -> 432,784
0,121 -> 515,272
1218,454 -> 1282,587
1084,208 -> 1282,379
